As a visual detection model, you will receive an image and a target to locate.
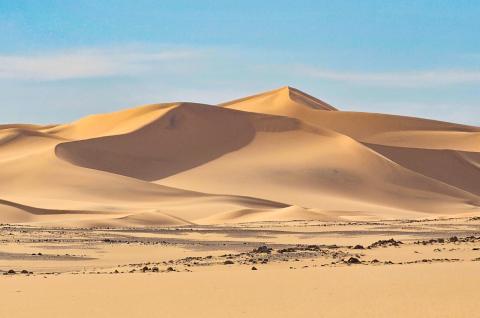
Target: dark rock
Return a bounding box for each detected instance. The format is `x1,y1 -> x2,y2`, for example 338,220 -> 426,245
251,266 -> 258,270
224,260 -> 234,265
450,236 -> 458,243
368,239 -> 403,249
353,245 -> 364,250
252,245 -> 272,254
346,257 -> 361,264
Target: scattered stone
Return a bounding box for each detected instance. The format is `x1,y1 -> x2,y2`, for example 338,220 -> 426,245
7,269 -> 16,274
252,245 -> 272,254
449,236 -> 459,243
278,247 -> 296,253
353,245 -> 364,250
224,260 -> 234,265
368,239 -> 403,249
20,270 -> 29,274
251,266 -> 258,271
152,267 -> 159,272
166,267 -> 175,272
142,266 -> 149,272
346,257 -> 361,264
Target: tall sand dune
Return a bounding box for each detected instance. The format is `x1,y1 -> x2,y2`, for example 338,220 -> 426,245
0,86 -> 478,225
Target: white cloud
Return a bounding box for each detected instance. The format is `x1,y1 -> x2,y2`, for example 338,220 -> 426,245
0,47 -> 203,80
298,67 -> 480,87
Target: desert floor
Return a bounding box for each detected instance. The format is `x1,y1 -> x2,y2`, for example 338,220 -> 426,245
2,217 -> 480,318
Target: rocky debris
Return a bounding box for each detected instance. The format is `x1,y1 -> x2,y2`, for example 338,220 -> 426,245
368,239 -> 403,249
252,245 -> 272,254
346,257 -> 361,264
166,267 -> 175,272
416,238 -> 446,245
416,236 -> 480,245
141,266 -> 150,272
353,245 -> 364,250
224,260 -> 234,265
152,267 -> 159,272
405,258 -> 460,264
251,266 -> 258,270
278,247 -> 297,253
278,245 -> 322,254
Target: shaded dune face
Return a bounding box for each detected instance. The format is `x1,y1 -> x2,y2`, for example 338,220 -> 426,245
55,103 -> 308,181
1,86 -> 479,226
55,103 -> 258,181
365,144 -> 480,196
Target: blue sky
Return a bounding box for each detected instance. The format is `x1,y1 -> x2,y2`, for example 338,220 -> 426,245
1,0 -> 479,125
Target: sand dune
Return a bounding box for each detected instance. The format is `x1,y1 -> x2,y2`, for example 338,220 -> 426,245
55,103 -> 302,180
366,144 -> 480,196
198,205 -> 342,224
160,121 -> 479,218
222,87 -> 480,151
220,86 -> 337,112
0,86 -> 478,226
0,139 -> 288,225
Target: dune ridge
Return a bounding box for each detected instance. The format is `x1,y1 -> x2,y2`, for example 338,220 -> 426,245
222,87 -> 480,152
0,86 -> 478,226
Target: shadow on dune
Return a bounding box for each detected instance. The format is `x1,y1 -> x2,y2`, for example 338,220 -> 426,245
55,103 -> 259,181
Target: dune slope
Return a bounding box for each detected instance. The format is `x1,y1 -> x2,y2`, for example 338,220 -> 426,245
365,143 -> 480,196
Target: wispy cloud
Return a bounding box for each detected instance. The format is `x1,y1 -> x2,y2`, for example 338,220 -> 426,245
297,67 -> 480,87
0,47 -> 203,80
